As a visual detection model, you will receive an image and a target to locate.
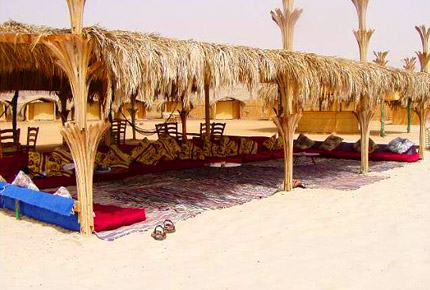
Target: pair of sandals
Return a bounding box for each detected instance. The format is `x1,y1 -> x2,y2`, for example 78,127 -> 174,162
151,219 -> 175,241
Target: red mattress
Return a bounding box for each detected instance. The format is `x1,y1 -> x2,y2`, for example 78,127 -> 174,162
93,203 -> 146,232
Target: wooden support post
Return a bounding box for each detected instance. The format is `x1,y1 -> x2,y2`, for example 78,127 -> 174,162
128,93 -> 138,140
11,91 -> 18,132
402,58 -> 416,133
407,99 -> 412,133
61,122 -> 109,234
415,103 -> 429,159
271,0 -> 302,191
45,33 -> 110,235
204,83 -> 211,137
351,0 -> 376,174
357,97 -> 375,174
272,83 -> 301,191
179,109 -> 188,140
415,26 -> 430,159
271,0 -> 303,51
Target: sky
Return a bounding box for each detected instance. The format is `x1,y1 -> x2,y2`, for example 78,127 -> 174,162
1,0 -> 430,68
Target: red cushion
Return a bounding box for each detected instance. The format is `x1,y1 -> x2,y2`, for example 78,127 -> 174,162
0,153 -> 28,181
93,203 -> 146,232
241,152 -> 273,163
371,151 -> 420,162
33,176 -> 76,189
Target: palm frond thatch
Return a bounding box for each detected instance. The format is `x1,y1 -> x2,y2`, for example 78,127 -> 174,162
1,20 -> 430,111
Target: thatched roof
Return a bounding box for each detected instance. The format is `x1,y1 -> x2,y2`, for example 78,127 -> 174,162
1,20 -> 429,111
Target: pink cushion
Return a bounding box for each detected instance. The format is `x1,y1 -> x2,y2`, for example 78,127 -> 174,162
93,203 -> 146,232
371,151 -> 420,162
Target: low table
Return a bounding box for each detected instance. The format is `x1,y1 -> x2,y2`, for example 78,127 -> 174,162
293,152 -> 320,165
206,162 -> 242,168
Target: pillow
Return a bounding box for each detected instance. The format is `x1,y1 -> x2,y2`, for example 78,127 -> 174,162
263,135 -> 277,151
274,136 -> 284,150
54,186 -> 72,199
0,175 -> 6,183
135,143 -> 166,165
388,137 -> 415,154
238,138 -> 258,155
220,137 -> 239,157
131,138 -> 151,160
156,134 -> 181,161
319,135 -> 344,151
353,138 -> 378,153
103,145 -> 132,169
12,171 -> 39,191
95,151 -> 107,166
28,151 -> 73,178
28,151 -> 45,176
52,146 -> 73,165
202,136 -> 214,157
294,134 -> 315,150
179,141 -> 205,160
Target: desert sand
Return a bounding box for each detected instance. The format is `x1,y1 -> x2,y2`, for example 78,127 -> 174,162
1,120 -> 430,290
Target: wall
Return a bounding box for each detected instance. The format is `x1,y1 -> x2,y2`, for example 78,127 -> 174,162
28,102 -> 55,121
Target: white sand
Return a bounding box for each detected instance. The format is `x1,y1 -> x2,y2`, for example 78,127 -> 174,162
1,121 -> 430,289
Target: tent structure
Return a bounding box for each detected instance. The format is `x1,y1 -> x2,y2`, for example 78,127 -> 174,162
1,0 -> 429,235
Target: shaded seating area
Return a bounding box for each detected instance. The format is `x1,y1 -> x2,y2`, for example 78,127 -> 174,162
0,133 -> 419,193
1,5 -> 430,236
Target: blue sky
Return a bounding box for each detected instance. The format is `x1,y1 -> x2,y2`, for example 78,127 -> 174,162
1,0 -> 430,67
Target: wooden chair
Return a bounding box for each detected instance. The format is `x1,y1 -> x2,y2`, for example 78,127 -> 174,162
0,128 -> 21,158
199,122 -> 226,140
211,122 -> 226,140
156,122 -> 179,139
200,122 -> 209,138
21,127 -> 39,152
111,119 -> 127,145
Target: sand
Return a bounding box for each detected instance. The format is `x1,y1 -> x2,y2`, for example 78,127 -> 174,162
1,120 -> 430,289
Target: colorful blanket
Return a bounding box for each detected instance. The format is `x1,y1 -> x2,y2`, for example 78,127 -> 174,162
67,158 -> 404,241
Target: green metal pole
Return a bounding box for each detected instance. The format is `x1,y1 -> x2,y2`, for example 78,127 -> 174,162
380,102 -> 385,137
407,99 -> 412,133
15,200 -> 20,220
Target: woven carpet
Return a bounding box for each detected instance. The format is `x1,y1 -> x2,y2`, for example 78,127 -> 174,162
68,158 -> 404,241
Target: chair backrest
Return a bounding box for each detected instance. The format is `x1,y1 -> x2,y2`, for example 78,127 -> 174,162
111,119 -> 127,145
211,122 -> 226,140
156,122 -> 179,139
26,127 -> 39,150
0,128 -> 20,158
200,123 -> 209,138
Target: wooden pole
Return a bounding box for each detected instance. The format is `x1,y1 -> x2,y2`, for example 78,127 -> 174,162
351,0 -> 375,174
44,0 -> 109,235
128,93 -> 138,140
402,57 -> 416,133
204,82 -> 210,137
415,25 -> 430,159
271,0 -> 303,191
11,91 -> 18,132
373,51 -> 389,137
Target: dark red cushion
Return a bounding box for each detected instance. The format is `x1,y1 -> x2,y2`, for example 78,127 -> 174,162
33,176 -> 76,189
93,203 -> 146,232
371,151 -> 420,162
241,152 -> 273,163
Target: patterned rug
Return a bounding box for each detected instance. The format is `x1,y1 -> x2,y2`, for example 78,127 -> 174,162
69,158 -> 404,241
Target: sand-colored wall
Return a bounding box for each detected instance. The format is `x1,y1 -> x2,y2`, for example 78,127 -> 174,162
27,102 -> 55,121
391,108 -> 430,125
297,111 -> 359,134
214,100 -> 240,120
